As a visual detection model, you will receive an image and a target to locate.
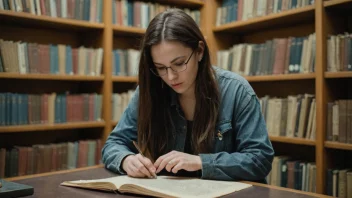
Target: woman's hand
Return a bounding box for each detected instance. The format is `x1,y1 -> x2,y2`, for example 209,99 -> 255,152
154,151 -> 202,174
122,154 -> 156,178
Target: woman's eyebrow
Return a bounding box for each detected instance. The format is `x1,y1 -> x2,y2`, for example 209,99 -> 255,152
153,55 -> 186,66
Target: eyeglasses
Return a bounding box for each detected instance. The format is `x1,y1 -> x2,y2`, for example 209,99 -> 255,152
150,49 -> 195,77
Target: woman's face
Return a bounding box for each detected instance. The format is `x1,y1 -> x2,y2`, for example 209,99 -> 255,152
151,41 -> 203,96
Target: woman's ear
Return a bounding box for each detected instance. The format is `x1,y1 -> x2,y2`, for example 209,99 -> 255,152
197,41 -> 205,62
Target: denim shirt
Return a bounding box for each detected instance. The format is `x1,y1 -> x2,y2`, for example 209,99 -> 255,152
102,67 -> 274,183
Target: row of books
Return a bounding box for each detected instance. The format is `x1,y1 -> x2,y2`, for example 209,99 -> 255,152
327,33 -> 352,72
0,93 -> 103,126
259,94 -> 316,139
112,0 -> 201,28
216,0 -> 314,26
326,100 -> 352,144
217,33 -> 316,76
0,139 -> 102,178
326,168 -> 352,197
0,40 -> 104,76
267,156 -> 317,193
0,0 -> 103,23
112,49 -> 139,76
111,90 -> 135,122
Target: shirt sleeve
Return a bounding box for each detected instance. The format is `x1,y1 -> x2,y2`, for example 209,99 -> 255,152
199,94 -> 274,181
101,88 -> 139,174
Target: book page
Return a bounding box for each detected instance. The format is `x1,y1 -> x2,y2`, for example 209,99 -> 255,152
65,175 -> 252,198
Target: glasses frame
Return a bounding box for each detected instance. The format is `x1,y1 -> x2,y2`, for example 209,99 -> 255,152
150,49 -> 195,77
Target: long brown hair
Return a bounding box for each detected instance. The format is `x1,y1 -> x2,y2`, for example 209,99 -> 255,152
137,9 -> 219,160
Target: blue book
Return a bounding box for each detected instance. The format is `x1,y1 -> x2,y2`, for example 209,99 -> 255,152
83,0 -> 90,21
127,0 -> 133,26
61,95 -> 67,123
66,46 -> 73,75
114,51 -> 121,75
50,45 -> 58,74
23,95 -> 28,125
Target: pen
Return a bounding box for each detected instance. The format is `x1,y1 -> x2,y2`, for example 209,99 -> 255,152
132,141 -> 157,179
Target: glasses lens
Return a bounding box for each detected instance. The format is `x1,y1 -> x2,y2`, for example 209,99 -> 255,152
151,68 -> 166,76
171,63 -> 187,73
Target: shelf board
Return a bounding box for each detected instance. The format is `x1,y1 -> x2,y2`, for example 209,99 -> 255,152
0,10 -> 104,31
270,136 -> 316,146
213,5 -> 315,34
5,164 -> 104,182
111,121 -> 118,126
0,73 -> 105,81
325,71 -> 352,78
245,73 -> 316,82
112,76 -> 138,83
325,141 -> 352,151
324,0 -> 352,8
154,0 -> 204,8
113,25 -> 145,36
0,121 -> 106,133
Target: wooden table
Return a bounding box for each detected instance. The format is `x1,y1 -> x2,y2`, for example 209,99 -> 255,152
6,165 -> 330,198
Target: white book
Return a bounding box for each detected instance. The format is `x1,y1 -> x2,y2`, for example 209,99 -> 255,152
95,48 -> 103,76
35,0 -> 41,15
61,0 -> 67,18
61,175 -> 252,198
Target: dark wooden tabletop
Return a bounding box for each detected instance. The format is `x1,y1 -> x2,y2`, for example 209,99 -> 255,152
8,166 -> 328,198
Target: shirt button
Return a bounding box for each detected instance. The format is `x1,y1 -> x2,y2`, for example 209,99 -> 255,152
183,126 -> 186,129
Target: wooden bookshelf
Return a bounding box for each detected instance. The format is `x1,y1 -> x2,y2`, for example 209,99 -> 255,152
324,0 -> 352,8
112,76 -> 138,83
111,121 -> 118,126
112,26 -> 145,36
0,121 -> 106,133
245,73 -> 316,82
212,5 -> 315,34
0,73 -> 105,81
325,141 -> 352,151
2,0 -> 351,196
0,10 -> 104,31
154,0 -> 204,8
5,164 -> 104,182
270,136 -> 316,146
324,71 -> 352,78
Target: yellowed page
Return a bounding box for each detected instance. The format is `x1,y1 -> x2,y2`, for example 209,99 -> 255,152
62,175 -> 252,198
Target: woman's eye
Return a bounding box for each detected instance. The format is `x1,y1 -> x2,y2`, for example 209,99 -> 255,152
156,67 -> 165,71
175,62 -> 184,66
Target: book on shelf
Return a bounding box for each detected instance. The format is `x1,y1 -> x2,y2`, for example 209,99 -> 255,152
267,156 -> 317,193
0,93 -> 102,126
0,39 -> 104,76
259,94 -> 316,140
112,0 -> 201,28
326,168 -> 352,197
326,100 -> 352,144
327,33 -> 352,72
0,0 -> 103,23
217,33 -> 316,76
216,0 -> 315,26
111,90 -> 134,122
112,49 -> 139,76
0,139 -> 102,178
61,175 -> 252,198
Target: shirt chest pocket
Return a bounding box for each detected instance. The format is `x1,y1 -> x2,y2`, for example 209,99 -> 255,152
214,121 -> 233,153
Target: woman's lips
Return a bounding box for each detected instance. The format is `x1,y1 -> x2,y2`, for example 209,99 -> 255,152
171,83 -> 182,88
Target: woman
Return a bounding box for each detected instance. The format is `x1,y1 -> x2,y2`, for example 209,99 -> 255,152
102,8 -> 274,183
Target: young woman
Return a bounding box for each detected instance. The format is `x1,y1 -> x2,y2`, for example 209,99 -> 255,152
102,8 -> 274,183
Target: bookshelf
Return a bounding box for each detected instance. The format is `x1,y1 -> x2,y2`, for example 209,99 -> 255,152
1,0 -> 351,196
207,0 -> 352,195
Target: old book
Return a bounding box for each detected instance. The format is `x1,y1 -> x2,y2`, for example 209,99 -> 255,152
61,175 -> 252,198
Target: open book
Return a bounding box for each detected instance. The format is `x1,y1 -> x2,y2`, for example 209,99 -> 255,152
61,175 -> 252,198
